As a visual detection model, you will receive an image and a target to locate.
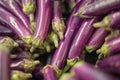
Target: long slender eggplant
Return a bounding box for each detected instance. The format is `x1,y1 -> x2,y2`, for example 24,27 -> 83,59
0,23 -> 15,37
52,0 -> 66,40
0,0 -> 30,31
71,61 -> 118,80
21,0 -> 36,32
86,28 -> 109,53
93,10 -> 120,30
11,70 -> 32,80
66,0 -> 76,12
96,54 -> 120,74
67,18 -> 98,67
42,65 -> 57,80
0,6 -> 32,44
75,0 -> 120,17
97,35 -> 120,57
0,37 -> 18,80
31,0 -> 52,52
50,0 -> 90,73
11,59 -> 40,73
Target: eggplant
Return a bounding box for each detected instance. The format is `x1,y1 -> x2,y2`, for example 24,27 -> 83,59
11,59 -> 40,73
21,0 -> 36,32
0,0 -> 30,31
31,0 -> 52,52
52,0 -> 66,40
0,6 -> 32,44
96,54 -> 120,75
32,66 -> 43,79
75,0 -> 82,3
71,61 -> 118,80
0,23 -> 15,37
93,10 -> 120,31
97,35 -> 120,57
75,0 -> 120,17
0,37 -> 18,80
86,28 -> 109,53
42,65 -> 57,80
0,50 -> 10,80
67,18 -> 98,66
50,0 -> 86,73
59,73 -> 78,80
11,70 -> 32,80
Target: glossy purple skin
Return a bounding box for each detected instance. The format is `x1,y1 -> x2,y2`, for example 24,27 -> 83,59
80,0 -> 120,16
67,18 -> 98,59
0,0 -> 30,30
50,0 -> 86,69
32,66 -> 43,79
0,24 -> 15,37
72,62 -> 118,80
43,65 -> 57,80
106,10 -> 120,29
86,28 -> 109,52
0,6 -> 31,37
96,54 -> 120,74
11,59 -> 27,72
34,0 -> 52,42
0,51 -> 10,80
103,36 -> 120,56
75,0 -> 82,3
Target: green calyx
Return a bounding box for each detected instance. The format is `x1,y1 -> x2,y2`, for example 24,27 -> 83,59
30,38 -> 42,52
67,57 -> 80,66
85,46 -> 95,53
96,44 -> 111,57
24,59 -> 40,72
53,65 -> 62,78
11,71 -> 32,80
47,32 -> 59,48
22,36 -> 33,44
0,37 -> 18,53
23,2 -> 36,15
52,20 -> 65,40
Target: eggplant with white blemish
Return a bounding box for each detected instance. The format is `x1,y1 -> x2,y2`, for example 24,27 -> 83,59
0,6 -> 32,44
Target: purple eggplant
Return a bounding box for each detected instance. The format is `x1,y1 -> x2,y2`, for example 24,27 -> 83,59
0,6 -> 32,44
0,23 -> 15,37
0,37 -> 18,80
75,0 -> 82,3
42,65 -> 57,80
52,0 -> 66,40
11,59 -> 40,73
32,66 -> 43,79
67,18 -> 98,66
21,0 -> 36,32
0,0 -> 30,31
97,35 -> 120,57
71,61 -> 118,80
59,73 -> 78,80
86,28 -> 109,53
0,51 -> 10,80
93,10 -> 120,30
31,0 -> 52,52
66,0 -> 76,12
50,0 -> 86,72
75,0 -> 120,17
96,54 -> 120,74
11,70 -> 32,80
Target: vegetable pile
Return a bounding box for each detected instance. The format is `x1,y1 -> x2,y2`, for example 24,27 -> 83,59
1,0 -> 120,80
